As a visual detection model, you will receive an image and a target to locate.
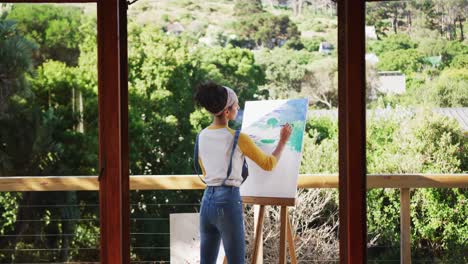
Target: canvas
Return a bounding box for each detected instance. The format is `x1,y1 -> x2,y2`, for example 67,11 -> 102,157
240,98 -> 308,199
170,213 -> 225,263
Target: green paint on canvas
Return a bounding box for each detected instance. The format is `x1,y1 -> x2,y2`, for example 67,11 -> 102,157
260,139 -> 276,144
267,118 -> 279,128
288,121 -> 305,152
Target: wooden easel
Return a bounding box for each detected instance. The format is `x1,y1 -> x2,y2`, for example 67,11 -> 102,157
221,197 -> 297,264
244,197 -> 297,264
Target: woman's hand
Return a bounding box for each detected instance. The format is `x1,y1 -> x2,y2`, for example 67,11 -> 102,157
279,123 -> 292,144
272,123 -> 292,161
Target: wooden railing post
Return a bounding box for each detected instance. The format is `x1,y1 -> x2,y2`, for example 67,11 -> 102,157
400,188 -> 411,264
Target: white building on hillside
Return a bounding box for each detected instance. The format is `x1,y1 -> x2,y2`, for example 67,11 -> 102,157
377,71 -> 406,95
366,26 -> 378,39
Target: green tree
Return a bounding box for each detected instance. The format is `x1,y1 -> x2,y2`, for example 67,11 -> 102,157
366,112 -> 468,259
234,0 -> 263,16
368,34 -> 417,55
377,49 -> 425,74
443,40 -> 468,67
301,111 -> 467,260
6,4 -> 83,66
301,57 -> 338,108
0,19 -> 35,117
195,45 -> 265,105
431,68 -> 468,107
254,47 -> 313,99
233,13 -> 302,49
433,0 -> 467,41
0,20 -> 35,252
0,13 -> 96,262
366,2 -> 408,35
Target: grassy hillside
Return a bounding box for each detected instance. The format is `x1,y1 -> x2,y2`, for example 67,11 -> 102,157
127,0 -> 338,46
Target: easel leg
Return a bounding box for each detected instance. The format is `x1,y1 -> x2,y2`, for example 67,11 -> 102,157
251,205 -> 265,264
286,213 -> 297,264
279,206 -> 287,264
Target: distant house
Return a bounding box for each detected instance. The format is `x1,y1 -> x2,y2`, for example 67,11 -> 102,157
319,42 -> 334,54
365,26 -> 378,39
377,71 -> 406,95
166,22 -> 185,35
365,53 -> 379,65
424,55 -> 442,67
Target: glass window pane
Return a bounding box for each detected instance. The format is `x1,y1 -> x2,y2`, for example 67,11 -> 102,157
0,4 -> 99,263
366,1 -> 467,262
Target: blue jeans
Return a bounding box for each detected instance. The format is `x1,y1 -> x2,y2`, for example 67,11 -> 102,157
200,186 -> 245,264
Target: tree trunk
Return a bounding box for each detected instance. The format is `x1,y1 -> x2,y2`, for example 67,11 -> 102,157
298,0 -> 303,16
292,0 -> 298,16
392,8 -> 398,34
48,88 -> 51,108
407,11 -> 412,33
77,90 -> 84,133
452,19 -> 458,40
458,16 -> 464,41
72,87 -> 75,126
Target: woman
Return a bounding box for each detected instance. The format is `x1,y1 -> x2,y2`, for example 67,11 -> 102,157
194,81 -> 292,263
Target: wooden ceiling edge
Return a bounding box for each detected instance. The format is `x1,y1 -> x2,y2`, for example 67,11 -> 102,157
0,0 -> 96,3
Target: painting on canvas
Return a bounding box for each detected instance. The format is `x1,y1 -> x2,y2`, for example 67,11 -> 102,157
170,213 -> 225,263
240,98 -> 308,199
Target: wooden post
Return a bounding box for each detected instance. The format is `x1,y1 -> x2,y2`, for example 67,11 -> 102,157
252,205 -> 265,264
338,0 -> 367,262
400,188 -> 411,264
97,0 -> 129,263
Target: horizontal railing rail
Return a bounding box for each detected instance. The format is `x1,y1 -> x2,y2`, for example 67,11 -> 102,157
0,174 -> 467,192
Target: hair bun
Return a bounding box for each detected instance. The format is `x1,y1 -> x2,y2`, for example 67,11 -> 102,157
194,81 -> 227,115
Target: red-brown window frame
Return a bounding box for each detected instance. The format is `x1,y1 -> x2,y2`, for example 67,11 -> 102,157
0,0 -> 377,263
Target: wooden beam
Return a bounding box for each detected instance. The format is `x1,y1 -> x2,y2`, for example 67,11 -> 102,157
97,0 -> 129,263
242,196 -> 295,206
365,174 -> 468,189
1,174 -> 467,192
365,0 -> 408,2
119,0 -> 130,262
0,0 -> 95,2
400,188 -> 411,264
338,0 -> 367,262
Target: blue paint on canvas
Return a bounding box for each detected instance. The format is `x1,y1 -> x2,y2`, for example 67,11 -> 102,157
244,98 -> 308,152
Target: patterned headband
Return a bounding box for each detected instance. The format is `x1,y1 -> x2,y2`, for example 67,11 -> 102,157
213,86 -> 238,116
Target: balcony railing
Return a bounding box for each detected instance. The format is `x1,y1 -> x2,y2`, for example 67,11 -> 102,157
0,174 -> 467,263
